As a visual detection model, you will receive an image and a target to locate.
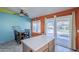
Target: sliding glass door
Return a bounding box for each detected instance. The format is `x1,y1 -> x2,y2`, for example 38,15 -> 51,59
55,15 -> 73,48
45,14 -> 76,50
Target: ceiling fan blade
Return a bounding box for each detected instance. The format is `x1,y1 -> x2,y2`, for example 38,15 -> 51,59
19,9 -> 29,17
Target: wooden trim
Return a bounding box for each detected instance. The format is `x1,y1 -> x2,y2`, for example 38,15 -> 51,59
71,11 -> 76,50
32,16 -> 45,36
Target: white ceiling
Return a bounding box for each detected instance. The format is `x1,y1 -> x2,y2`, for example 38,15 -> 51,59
6,7 -> 72,18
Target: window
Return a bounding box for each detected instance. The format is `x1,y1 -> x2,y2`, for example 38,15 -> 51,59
32,20 -> 41,33
45,18 -> 55,38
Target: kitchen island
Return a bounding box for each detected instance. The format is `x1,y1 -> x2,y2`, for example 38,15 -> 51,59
21,35 -> 55,52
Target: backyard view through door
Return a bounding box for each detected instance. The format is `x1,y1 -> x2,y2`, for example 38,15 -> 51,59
45,18 -> 55,39
55,15 -> 72,49
45,15 -> 75,51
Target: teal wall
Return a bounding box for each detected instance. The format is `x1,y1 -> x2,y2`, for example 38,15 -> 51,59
0,12 -> 31,43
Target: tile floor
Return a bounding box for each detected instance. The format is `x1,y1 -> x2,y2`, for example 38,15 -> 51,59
0,41 -> 22,52
55,45 -> 73,52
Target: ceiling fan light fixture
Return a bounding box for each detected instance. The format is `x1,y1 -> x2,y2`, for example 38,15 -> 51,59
19,9 -> 29,17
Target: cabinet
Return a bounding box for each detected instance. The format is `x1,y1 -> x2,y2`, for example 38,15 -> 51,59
23,43 -> 32,52
36,43 -> 48,52
48,40 -> 55,52
43,49 -> 49,52
22,39 -> 55,52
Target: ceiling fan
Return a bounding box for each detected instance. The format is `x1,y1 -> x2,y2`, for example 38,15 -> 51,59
19,9 -> 29,17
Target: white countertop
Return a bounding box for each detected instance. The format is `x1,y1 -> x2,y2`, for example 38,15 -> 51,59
21,35 -> 54,51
